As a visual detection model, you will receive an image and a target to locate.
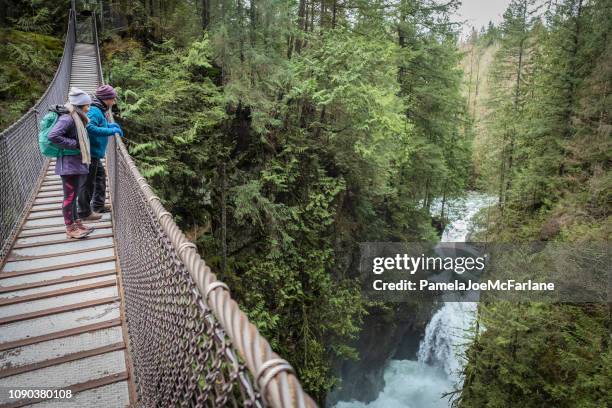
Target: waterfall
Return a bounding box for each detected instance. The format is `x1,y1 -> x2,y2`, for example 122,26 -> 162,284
416,302 -> 477,380
335,192 -> 494,408
417,192 -> 495,380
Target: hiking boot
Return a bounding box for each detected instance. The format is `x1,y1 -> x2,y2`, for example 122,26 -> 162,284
81,211 -> 103,221
66,224 -> 89,239
94,203 -> 112,213
75,219 -> 94,236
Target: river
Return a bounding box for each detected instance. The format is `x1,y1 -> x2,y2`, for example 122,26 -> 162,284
335,192 -> 495,408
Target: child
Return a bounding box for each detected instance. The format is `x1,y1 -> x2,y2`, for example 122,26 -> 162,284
47,87 -> 95,239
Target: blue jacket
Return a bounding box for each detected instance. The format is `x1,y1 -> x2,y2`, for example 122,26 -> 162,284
86,98 -> 115,159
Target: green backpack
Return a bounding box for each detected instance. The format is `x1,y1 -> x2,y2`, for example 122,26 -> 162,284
38,111 -> 80,158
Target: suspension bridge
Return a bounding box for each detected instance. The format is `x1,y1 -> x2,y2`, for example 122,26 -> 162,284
0,7 -> 315,408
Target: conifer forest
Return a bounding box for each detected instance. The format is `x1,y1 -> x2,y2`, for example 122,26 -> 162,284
1,0 -> 610,406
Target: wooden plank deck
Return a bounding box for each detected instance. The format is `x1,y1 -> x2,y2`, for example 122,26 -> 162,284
70,43 -> 99,95
0,43 -> 132,407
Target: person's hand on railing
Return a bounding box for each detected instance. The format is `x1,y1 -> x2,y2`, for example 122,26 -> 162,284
109,123 -> 124,137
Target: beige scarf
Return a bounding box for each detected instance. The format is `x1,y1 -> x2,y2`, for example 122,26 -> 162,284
65,103 -> 91,165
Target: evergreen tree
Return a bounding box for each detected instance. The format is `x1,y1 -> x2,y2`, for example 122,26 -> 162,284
104,0 -> 471,400
484,0 -> 539,212
460,0 -> 611,406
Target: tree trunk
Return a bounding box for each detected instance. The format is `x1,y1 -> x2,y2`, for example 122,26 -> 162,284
320,0 -> 326,29
221,163 -> 227,273
314,105 -> 326,139
250,0 -> 256,47
294,0 -> 306,54
250,0 -> 256,83
332,0 -> 337,28
310,0 -> 314,31
423,178 -> 430,210
472,51 -> 481,119
467,43 -> 475,112
499,132 -> 507,211
440,180 -> 448,220
506,0 -> 528,196
564,0 -> 583,135
201,0 -> 210,30
305,0 -> 310,32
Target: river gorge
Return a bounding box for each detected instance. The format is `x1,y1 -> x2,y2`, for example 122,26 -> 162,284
330,192 -> 495,408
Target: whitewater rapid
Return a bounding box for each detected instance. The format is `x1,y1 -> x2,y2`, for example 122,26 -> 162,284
335,192 -> 495,408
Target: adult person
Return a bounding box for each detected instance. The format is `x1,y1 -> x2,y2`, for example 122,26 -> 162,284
47,87 -> 94,239
78,84 -> 123,220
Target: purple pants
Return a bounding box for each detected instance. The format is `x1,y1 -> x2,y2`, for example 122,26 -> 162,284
61,174 -> 86,225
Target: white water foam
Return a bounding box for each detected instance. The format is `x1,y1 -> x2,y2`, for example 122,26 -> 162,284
335,192 -> 494,408
417,301 -> 477,380
334,361 -> 452,408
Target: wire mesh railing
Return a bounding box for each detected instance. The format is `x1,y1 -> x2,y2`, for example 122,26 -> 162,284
94,11 -> 317,408
107,135 -> 317,407
0,9 -> 76,260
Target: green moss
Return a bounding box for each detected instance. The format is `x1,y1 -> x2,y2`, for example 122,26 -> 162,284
0,29 -> 63,130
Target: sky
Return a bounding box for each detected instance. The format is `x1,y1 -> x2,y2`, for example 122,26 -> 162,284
455,0 -> 512,37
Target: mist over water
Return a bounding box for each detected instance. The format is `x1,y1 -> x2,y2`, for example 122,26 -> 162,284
336,192 -> 495,408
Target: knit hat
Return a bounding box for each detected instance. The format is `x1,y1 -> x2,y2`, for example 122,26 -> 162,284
68,87 -> 92,106
95,84 -> 117,100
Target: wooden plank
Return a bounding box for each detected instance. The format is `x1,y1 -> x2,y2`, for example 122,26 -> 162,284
29,207 -> 62,213
0,318 -> 122,352
12,233 -> 114,249
0,296 -> 120,325
32,199 -> 63,206
20,219 -> 107,231
27,213 -> 65,221
0,269 -> 116,293
0,257 -> 116,279
7,244 -> 114,262
0,279 -> 116,306
0,372 -> 129,408
0,342 -> 125,379
18,223 -> 112,238
36,192 -> 64,198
